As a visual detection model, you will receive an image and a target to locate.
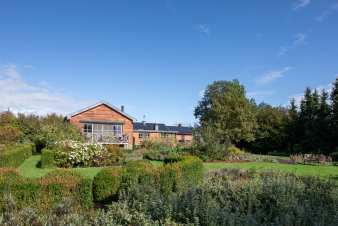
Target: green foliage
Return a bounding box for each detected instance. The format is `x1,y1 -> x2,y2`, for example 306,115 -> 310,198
0,169 -> 93,211
93,168 -> 122,203
249,103 -> 289,154
0,144 -> 33,167
40,148 -> 55,168
35,114 -> 83,150
193,124 -> 232,160
195,80 -> 257,144
171,171 -> 338,226
53,142 -> 125,168
331,77 -> 338,148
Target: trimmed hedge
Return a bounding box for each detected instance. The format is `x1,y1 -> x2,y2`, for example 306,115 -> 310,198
0,144 -> 33,168
160,156 -> 204,194
92,156 -> 204,202
0,169 -> 93,211
40,148 -> 55,168
93,168 -> 123,203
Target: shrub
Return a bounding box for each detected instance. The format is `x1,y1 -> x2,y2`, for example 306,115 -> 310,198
330,152 -> 338,162
96,145 -> 126,166
0,125 -> 22,144
0,144 -> 33,167
54,141 -> 125,168
93,168 -> 123,203
175,156 -> 204,190
122,160 -> 159,188
159,163 -> 181,195
143,150 -> 165,161
0,170 -> 93,211
163,152 -> 182,164
41,148 -> 55,168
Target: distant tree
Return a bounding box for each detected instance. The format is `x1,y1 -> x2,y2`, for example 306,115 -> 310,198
286,98 -> 300,153
249,103 -> 288,154
194,80 -> 257,145
331,77 -> 338,148
0,111 -> 22,144
317,89 -> 331,153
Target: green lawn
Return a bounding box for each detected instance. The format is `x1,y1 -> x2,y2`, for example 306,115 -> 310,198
204,162 -> 338,180
18,155 -> 103,179
18,155 -> 338,181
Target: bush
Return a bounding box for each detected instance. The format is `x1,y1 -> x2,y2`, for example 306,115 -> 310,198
175,156 -> 204,190
54,141 -> 125,168
41,148 -> 55,168
0,144 -> 33,167
122,160 -> 159,189
330,152 -> 338,162
0,169 -> 93,211
0,125 -> 22,144
93,168 -> 123,203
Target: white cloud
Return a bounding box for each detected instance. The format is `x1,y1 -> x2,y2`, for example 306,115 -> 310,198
194,24 -> 210,36
278,33 -> 307,56
293,0 -> 311,10
316,3 -> 338,22
0,64 -> 91,115
289,83 -> 334,106
256,67 -> 292,85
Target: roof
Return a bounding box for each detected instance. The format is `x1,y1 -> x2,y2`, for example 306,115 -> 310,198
66,101 -> 136,121
134,122 -> 193,134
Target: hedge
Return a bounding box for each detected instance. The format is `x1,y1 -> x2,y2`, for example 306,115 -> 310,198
0,144 -> 33,168
93,168 -> 123,203
160,156 -> 204,194
0,169 -> 93,211
92,156 -> 204,202
40,148 -> 55,168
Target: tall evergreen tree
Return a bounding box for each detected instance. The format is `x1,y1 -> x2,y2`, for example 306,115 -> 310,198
317,89 -> 331,153
287,98 -> 299,153
331,77 -> 338,149
299,88 -> 321,152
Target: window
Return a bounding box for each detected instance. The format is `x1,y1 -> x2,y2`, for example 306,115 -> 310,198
83,123 -> 123,142
161,133 -> 176,138
83,123 -> 92,133
139,132 -> 149,140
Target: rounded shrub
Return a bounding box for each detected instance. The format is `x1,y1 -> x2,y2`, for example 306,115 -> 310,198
123,160 -> 159,188
93,168 -> 123,203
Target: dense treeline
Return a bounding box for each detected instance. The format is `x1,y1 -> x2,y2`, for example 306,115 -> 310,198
0,112 -> 82,151
195,77 -> 338,157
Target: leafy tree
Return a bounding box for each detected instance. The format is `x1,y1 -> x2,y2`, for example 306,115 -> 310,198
0,111 -> 22,144
249,103 -> 288,154
194,80 -> 257,145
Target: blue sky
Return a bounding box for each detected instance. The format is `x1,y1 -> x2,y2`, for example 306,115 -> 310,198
0,0 -> 337,125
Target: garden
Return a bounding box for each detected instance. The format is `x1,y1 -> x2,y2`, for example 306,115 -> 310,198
1,78 -> 338,225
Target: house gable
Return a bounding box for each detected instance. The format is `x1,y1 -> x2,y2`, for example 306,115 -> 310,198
68,102 -> 134,146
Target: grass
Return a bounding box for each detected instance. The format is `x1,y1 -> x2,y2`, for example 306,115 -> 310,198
19,155 -> 338,181
204,162 -> 338,180
18,155 -> 103,179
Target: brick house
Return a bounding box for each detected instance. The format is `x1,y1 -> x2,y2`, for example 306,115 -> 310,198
67,101 -> 193,149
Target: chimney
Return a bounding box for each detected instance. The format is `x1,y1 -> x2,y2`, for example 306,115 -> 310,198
178,123 -> 182,127
155,124 -> 159,131
121,105 -> 125,112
